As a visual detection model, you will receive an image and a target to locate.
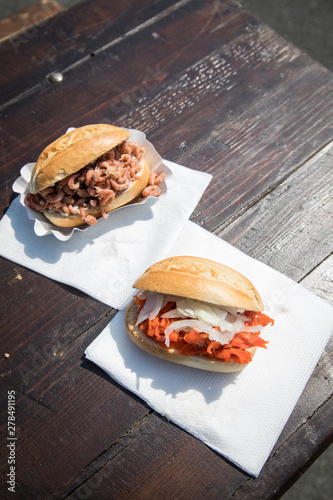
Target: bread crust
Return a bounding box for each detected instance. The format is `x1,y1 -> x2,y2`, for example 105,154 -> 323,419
42,158 -> 150,227
125,299 -> 257,373
30,124 -> 131,194
133,256 -> 263,312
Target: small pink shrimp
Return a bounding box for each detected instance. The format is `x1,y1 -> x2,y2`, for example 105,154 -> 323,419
63,184 -> 74,196
149,172 -> 166,186
119,153 -> 132,163
68,205 -> 80,215
85,168 -> 95,186
87,186 -> 96,197
48,201 -> 62,211
96,188 -> 115,205
40,187 -> 55,197
77,188 -> 89,198
64,196 -> 75,204
141,185 -> 162,197
84,215 -> 97,225
96,160 -> 110,170
110,179 -> 130,191
25,193 -> 46,211
61,202 -> 70,214
79,206 -> 97,225
100,205 -> 108,219
76,198 -> 89,206
45,191 -> 64,203
67,174 -> 80,190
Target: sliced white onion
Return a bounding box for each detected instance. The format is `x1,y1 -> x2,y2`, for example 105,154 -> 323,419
135,292 -> 266,348
161,308 -> 186,319
196,304 -> 227,325
136,292 -> 164,325
176,298 -> 199,319
164,319 -> 237,348
164,319 -> 215,347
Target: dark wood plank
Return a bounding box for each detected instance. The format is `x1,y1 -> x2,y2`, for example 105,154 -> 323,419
0,264 -> 110,392
1,0 -> 257,209
62,411 -> 249,499
0,1 -> 63,43
58,388 -> 333,499
217,142 -> 333,281
0,319 -> 151,498
0,0 -> 182,105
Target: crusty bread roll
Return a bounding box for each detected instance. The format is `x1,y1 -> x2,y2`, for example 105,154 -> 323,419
28,124 -> 151,227
126,256 -> 265,372
133,256 -> 264,312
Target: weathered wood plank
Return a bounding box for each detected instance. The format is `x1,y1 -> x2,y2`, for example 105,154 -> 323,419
0,0 -> 185,105
60,393 -> 332,499
0,264 -> 110,391
1,1 -> 258,208
217,142 -> 333,281
63,411 -> 248,499
0,319 -> 151,498
301,254 -> 333,305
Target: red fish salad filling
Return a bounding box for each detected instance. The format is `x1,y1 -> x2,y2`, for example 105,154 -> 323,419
134,291 -> 274,364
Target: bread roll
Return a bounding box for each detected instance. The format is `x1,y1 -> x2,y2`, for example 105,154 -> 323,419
133,256 -> 264,312
27,124 -> 151,227
126,256 -> 267,372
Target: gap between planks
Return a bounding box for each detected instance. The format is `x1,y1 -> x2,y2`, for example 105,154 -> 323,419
60,410 -> 153,499
211,139 -> 333,235
0,306 -> 116,399
0,0 -> 193,112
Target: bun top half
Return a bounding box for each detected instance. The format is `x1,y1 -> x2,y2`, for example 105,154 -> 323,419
30,124 -> 131,193
133,255 -> 264,312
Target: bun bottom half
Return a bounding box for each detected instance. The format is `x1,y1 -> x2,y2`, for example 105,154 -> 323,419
42,159 -> 150,228
125,299 -> 257,373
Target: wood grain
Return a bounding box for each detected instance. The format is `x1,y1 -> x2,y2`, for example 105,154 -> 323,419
0,316 -> 151,497
0,0 -> 183,105
0,265 -> 110,393
218,142 -> 333,281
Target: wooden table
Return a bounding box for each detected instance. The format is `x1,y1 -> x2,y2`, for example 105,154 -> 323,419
1,0 -> 332,497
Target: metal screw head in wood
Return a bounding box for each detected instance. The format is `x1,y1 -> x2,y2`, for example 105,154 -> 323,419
48,71 -> 63,83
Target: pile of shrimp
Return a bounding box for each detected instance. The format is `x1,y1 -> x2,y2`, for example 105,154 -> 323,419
26,141 -> 165,225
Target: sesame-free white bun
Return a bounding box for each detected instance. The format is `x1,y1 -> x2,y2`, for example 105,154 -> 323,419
133,256 -> 264,312
126,256 -> 264,372
29,124 -> 150,227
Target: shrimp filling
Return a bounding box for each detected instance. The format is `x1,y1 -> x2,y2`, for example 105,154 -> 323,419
135,292 -> 274,364
26,140 -> 165,225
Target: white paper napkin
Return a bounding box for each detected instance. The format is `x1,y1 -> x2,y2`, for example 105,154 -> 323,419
85,221 -> 333,477
0,162 -> 211,309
